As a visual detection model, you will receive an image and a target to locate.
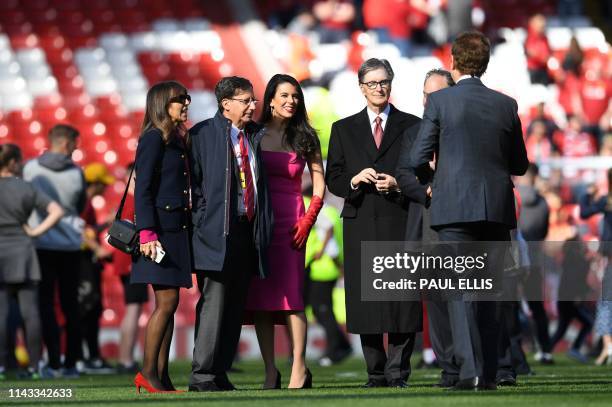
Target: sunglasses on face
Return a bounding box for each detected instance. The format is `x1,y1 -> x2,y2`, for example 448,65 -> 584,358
360,79 -> 392,90
168,94 -> 191,105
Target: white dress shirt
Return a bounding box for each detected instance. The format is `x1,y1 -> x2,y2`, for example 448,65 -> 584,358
350,104 -> 392,190
366,103 -> 391,134
229,125 -> 258,212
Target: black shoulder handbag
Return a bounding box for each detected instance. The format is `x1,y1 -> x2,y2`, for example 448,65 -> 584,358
107,165 -> 140,255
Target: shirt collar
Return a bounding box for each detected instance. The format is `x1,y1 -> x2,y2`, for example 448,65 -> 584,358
457,74 -> 475,83
366,103 -> 391,124
230,124 -> 245,139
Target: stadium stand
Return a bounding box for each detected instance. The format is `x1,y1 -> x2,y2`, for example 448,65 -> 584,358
0,0 -> 610,360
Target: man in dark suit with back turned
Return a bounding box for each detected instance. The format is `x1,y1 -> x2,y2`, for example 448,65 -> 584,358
410,31 -> 529,390
398,68 -> 480,389
326,58 -> 424,389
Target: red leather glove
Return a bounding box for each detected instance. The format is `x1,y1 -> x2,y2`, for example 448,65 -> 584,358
290,195 -> 323,250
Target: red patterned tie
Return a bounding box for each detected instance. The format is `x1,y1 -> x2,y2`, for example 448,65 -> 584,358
374,116 -> 383,148
238,131 -> 255,221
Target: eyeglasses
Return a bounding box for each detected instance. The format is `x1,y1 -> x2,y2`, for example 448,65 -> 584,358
360,80 -> 392,89
230,98 -> 259,106
168,94 -> 191,105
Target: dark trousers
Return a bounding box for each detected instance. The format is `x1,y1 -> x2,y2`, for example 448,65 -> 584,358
190,220 -> 256,386
0,282 -> 42,369
498,301 -> 529,377
304,279 -> 351,359
435,221 -> 510,383
78,251 -> 103,360
360,332 -> 415,382
527,300 -> 552,353
427,299 -> 480,381
551,301 -> 594,351
37,250 -> 81,369
523,259 -> 553,353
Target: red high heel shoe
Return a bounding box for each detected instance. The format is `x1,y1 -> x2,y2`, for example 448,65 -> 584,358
134,372 -> 170,393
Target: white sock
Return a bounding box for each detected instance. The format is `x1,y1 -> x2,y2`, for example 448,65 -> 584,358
423,348 -> 436,364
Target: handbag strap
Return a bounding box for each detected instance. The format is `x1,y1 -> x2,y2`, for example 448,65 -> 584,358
115,165 -> 135,220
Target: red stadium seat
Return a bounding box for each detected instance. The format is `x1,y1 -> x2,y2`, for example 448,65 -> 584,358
56,10 -> 86,25
0,0 -> 18,11
50,0 -> 81,11
0,122 -> 14,144
0,10 -> 27,25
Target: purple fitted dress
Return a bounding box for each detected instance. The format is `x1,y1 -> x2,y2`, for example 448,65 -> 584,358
245,151 -> 306,317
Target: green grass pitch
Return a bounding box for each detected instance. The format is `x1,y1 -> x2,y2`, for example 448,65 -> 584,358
1,356 -> 611,406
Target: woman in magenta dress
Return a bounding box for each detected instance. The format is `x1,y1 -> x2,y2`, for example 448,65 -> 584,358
245,74 -> 325,389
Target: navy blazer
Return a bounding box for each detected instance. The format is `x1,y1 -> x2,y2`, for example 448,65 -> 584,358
131,127 -> 192,288
189,111 -> 273,277
134,128 -> 190,233
410,77 -> 528,228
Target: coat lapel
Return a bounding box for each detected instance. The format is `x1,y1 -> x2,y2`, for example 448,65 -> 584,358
353,107 -> 379,163
377,104 -> 404,159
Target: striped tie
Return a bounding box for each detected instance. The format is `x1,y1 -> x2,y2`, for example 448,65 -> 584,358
238,131 -> 255,221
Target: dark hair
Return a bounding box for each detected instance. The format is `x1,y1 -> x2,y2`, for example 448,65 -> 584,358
0,143 -> 22,169
451,31 -> 491,77
608,167 -> 612,191
127,161 -> 135,172
214,76 -> 253,111
424,68 -> 455,87
142,81 -> 188,143
48,124 -> 79,146
358,58 -> 394,83
259,74 -> 319,159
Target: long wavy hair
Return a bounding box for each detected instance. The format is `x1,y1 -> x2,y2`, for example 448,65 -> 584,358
141,81 -> 188,143
259,74 -> 319,159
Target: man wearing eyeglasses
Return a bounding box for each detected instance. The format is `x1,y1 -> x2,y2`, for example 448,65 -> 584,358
326,58 -> 423,389
188,77 -> 273,392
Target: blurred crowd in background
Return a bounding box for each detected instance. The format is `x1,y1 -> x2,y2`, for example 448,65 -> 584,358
0,0 -> 611,379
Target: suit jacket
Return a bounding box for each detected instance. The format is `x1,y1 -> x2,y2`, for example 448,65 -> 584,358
134,128 -> 190,233
132,128 -> 192,287
410,77 -> 528,228
189,111 -> 273,277
325,104 -> 423,334
396,126 -> 431,242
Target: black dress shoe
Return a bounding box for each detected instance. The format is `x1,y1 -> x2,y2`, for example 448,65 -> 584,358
477,381 -> 498,391
435,375 -> 459,388
388,379 -> 408,388
496,374 -> 517,387
362,379 -> 388,388
188,381 -> 222,392
215,377 -> 237,391
447,378 -> 477,391
300,368 -> 312,389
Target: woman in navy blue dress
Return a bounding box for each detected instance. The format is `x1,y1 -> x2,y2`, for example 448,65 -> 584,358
131,81 -> 192,393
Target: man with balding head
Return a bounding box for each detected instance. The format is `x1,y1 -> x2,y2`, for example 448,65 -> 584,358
396,68 -> 454,242
397,69 -> 473,388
